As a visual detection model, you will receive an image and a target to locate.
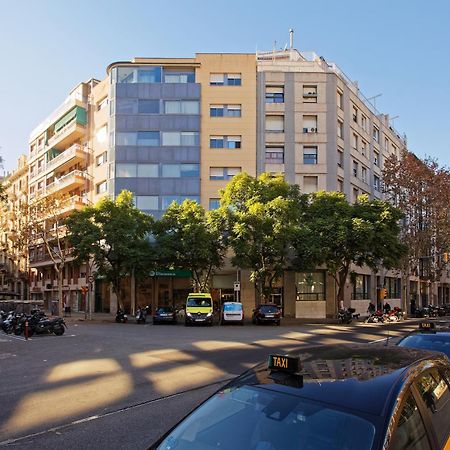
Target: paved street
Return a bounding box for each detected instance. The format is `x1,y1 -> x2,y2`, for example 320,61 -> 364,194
0,319 -> 419,449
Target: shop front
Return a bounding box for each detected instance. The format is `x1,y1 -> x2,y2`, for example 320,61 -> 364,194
294,271 -> 327,319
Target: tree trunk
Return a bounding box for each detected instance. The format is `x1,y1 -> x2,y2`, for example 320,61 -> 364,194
57,267 -> 63,317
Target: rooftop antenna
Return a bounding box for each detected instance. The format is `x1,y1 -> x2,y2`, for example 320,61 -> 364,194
289,28 -> 294,50
367,93 -> 382,111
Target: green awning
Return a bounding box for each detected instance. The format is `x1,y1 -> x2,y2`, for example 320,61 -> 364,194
149,270 -> 192,278
46,148 -> 61,162
54,106 -> 87,132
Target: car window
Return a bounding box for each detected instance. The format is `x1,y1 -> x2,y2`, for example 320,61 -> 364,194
260,305 -> 279,313
415,369 -> 450,449
224,303 -> 242,312
390,392 -> 431,450
187,298 -> 211,307
157,385 -> 375,450
157,307 -> 173,313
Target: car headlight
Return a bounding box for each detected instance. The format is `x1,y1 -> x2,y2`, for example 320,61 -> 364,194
186,312 -> 192,317
206,312 -> 212,317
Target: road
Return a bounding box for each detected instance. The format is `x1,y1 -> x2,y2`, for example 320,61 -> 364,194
0,319 -> 417,449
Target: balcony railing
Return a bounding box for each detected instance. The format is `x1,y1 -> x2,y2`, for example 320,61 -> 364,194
46,144 -> 88,171
46,170 -> 89,193
47,120 -> 86,149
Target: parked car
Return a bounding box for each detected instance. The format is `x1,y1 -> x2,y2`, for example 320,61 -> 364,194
150,344 -> 450,450
153,306 -> 177,325
397,320 -> 450,358
220,302 -> 244,325
252,303 -> 281,325
185,293 -> 213,326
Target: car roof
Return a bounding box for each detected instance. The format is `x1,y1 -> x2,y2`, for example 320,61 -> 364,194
227,344 -> 449,417
223,302 -> 241,305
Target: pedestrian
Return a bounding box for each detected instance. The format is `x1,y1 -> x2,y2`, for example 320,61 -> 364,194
383,302 -> 391,314
367,301 -> 375,315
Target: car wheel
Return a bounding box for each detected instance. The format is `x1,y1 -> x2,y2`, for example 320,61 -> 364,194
276,321 -> 281,326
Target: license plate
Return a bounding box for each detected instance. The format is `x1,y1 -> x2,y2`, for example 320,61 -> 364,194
266,314 -> 274,318
195,318 -> 205,321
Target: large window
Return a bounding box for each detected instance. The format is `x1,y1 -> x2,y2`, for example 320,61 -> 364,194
265,86 -> 284,103
114,66 -> 162,84
137,164 -> 158,177
265,147 -> 284,164
116,163 -> 137,177
138,100 -> 160,114
165,101 -> 199,114
136,196 -> 158,210
303,146 -> 318,164
161,195 -> 200,210
116,132 -> 160,146
209,198 -> 220,210
161,132 -> 199,146
303,85 -> 317,103
163,70 -> 195,83
352,274 -> 370,299
303,176 -> 318,194
210,136 -> 241,149
116,99 -> 136,114
296,272 -> 325,301
303,115 -> 318,133
209,73 -> 241,86
385,277 -> 401,298
210,104 -> 241,117
209,167 -> 241,180
161,164 -> 199,178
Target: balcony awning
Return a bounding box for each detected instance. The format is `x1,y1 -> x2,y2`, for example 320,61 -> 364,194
54,106 -> 87,132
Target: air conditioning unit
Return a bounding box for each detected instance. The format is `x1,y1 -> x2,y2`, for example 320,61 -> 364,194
310,128 -> 317,133
303,128 -> 309,133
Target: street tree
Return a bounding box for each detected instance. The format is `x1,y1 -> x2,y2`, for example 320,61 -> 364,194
219,172 -> 307,302
153,199 -> 226,292
383,151 -> 450,304
291,191 -> 406,312
66,190 -> 154,309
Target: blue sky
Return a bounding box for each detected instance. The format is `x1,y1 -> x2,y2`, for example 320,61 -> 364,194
0,0 -> 449,172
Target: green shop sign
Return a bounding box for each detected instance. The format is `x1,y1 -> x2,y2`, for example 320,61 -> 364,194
149,270 -> 192,278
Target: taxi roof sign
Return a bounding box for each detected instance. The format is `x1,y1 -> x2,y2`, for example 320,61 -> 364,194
268,354 -> 301,374
419,321 -> 435,330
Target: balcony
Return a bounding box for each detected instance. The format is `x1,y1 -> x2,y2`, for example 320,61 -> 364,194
47,120 -> 87,149
46,170 -> 89,194
57,195 -> 90,217
46,144 -> 89,173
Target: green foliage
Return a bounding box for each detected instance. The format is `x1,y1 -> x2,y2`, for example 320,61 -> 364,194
66,190 -> 154,306
219,172 -> 307,301
153,200 -> 226,291
292,191 -> 406,308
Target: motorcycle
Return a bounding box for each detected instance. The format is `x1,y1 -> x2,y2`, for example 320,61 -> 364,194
26,311 -> 67,336
365,310 -> 385,323
115,308 -> 128,323
1,311 -> 16,334
135,306 -> 149,324
338,307 -> 359,324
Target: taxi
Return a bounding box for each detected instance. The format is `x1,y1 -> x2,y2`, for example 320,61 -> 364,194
397,321 -> 450,358
150,345 -> 450,450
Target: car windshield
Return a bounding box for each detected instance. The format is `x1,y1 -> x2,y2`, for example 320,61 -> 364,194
187,298 -> 211,307
260,305 -> 279,313
157,307 -> 173,313
224,303 -> 242,312
157,385 -> 375,450
398,334 -> 450,358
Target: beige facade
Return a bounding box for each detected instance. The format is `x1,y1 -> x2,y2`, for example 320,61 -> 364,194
0,155 -> 29,299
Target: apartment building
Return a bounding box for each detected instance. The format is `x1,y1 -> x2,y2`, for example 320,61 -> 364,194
24,47 -> 447,317
0,155 -> 29,299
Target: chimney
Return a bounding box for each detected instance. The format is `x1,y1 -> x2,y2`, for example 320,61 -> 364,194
289,28 -> 294,50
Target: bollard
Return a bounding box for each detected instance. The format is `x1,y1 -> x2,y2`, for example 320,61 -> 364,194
25,320 -> 29,340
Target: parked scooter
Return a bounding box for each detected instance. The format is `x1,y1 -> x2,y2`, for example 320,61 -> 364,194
115,308 -> 128,323
20,310 -> 67,336
338,307 -> 360,324
365,310 -> 385,323
135,305 -> 149,324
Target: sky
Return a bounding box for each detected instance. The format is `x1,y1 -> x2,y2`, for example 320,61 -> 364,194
0,0 -> 449,173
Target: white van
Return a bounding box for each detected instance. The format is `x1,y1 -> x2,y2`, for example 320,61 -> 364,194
220,302 -> 244,325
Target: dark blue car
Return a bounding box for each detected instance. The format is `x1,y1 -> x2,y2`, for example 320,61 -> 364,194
150,344 -> 450,450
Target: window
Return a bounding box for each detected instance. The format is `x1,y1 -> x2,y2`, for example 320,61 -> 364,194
374,175 -> 380,191
209,198 -> 220,210
361,167 -> 367,183
165,101 -> 199,114
303,146 -> 318,164
210,136 -> 241,149
337,120 -> 343,138
97,97 -> 108,111
352,105 -> 358,123
337,90 -> 343,109
96,181 -> 107,194
384,137 -> 389,150
116,163 -> 137,177
266,115 -> 284,132
352,133 -> 358,149
114,66 -> 162,84
163,70 -> 195,83
96,125 -> 108,144
161,132 -> 199,146
373,126 -> 380,142
137,131 -> 160,146
161,195 -> 200,209
210,73 -> 241,86
265,147 -> 284,164
138,100 -> 160,114
374,151 -> 379,166
209,167 -> 241,180
296,272 -> 325,301
389,392 -> 431,450
303,176 -> 318,193
303,85 -> 317,103
361,115 -> 367,131
353,274 -> 370,299
137,164 -> 158,177
116,98 -> 136,114
136,196 -> 158,210
210,136 -> 225,148
265,86 -> 284,103
415,369 -> 450,448
392,144 -> 398,156
210,104 -> 241,117
337,147 -> 344,167
361,140 -> 367,156
96,152 -> 107,166
353,161 -> 358,178
137,67 -> 162,83
161,164 -> 199,177
227,136 -> 241,149
303,115 -> 318,133
337,179 -> 344,192
353,188 -> 359,203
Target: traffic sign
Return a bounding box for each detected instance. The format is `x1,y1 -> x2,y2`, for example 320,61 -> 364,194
234,282 -> 241,292
88,275 -> 94,283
